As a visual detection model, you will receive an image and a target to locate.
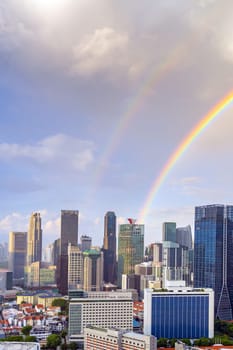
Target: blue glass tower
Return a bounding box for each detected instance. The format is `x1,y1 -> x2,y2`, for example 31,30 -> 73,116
103,211 -> 117,284
194,204 -> 233,320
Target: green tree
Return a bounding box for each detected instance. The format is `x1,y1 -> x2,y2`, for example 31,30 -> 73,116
25,335 -> 37,342
61,329 -> 67,349
3,335 -> 24,342
51,298 -> 68,313
180,339 -> 191,346
157,337 -> 168,347
21,325 -> 32,336
47,333 -> 61,349
69,342 -> 78,350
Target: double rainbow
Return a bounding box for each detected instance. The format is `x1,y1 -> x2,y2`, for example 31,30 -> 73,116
138,91 -> 233,223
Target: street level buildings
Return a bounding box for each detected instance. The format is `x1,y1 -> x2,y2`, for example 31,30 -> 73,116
84,327 -> 157,350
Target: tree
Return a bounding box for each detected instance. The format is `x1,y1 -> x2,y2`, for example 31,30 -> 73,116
69,343 -> 78,350
25,335 -> 37,342
52,298 -> 68,313
157,338 -> 168,347
47,334 -> 61,349
21,325 -> 32,336
181,339 -> 191,346
61,329 -> 67,349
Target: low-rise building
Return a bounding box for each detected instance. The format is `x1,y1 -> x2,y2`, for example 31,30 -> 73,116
84,327 -> 157,350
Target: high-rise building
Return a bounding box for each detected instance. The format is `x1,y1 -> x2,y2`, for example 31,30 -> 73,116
59,210 -> 79,294
144,287 -> 214,339
162,222 -> 176,242
103,211 -> 117,284
68,243 -> 83,290
69,290 -> 133,344
83,249 -> 103,291
118,221 -> 144,287
162,222 -> 191,287
80,235 -> 92,252
194,204 -> 233,320
176,225 -> 193,250
27,213 -> 42,266
8,232 -> 27,280
60,210 -> 79,255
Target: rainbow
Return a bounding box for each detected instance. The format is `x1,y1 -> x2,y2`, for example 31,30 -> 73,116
89,42 -> 188,199
138,91 -> 233,223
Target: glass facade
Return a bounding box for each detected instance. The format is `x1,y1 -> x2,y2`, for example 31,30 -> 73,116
194,205 -> 233,319
118,224 -> 144,287
151,293 -> 209,339
103,211 -> 117,284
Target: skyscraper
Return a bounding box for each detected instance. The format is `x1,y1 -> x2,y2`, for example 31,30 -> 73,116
59,210 -> 79,294
8,232 -> 27,280
118,221 -> 144,287
194,204 -> 233,320
27,213 -> 42,266
162,222 -> 191,287
68,243 -> 83,290
60,210 -> 79,254
83,249 -> 103,291
103,211 -> 117,284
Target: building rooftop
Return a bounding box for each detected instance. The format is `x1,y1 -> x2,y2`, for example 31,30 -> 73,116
0,343 -> 40,350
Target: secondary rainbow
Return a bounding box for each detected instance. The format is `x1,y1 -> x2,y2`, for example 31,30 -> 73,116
138,90 -> 233,223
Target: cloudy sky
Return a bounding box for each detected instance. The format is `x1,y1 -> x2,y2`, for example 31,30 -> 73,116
0,0 -> 233,248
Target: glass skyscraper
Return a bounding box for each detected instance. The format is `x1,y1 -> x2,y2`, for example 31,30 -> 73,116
194,204 -> 233,320
103,211 -> 117,284
118,222 -> 144,287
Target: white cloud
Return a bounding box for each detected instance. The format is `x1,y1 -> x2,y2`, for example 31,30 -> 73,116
0,213 -> 29,234
72,27 -> 129,76
0,134 -> 94,172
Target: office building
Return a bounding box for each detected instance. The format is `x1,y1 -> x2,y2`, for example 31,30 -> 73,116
0,270 -> 13,290
59,210 -> 79,294
8,232 -> 27,280
194,204 -> 233,320
68,243 -> 83,290
162,222 -> 191,287
103,211 -> 117,284
80,235 -> 92,252
27,213 -> 42,265
52,238 -> 60,267
25,261 -> 56,287
163,222 -> 176,242
69,290 -> 133,344
144,288 -> 214,339
176,225 -> 192,250
84,327 -> 157,350
118,221 -> 144,287
83,249 -> 103,291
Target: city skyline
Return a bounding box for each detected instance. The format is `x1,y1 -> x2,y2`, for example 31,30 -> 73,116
1,1 -> 233,247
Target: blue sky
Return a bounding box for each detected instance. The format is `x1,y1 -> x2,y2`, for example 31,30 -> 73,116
0,0 -> 233,248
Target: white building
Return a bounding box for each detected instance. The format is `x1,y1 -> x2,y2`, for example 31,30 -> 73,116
84,327 -> 157,350
69,290 -> 133,344
68,243 -> 83,289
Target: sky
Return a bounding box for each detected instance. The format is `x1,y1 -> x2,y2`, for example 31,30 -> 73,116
0,0 -> 233,248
